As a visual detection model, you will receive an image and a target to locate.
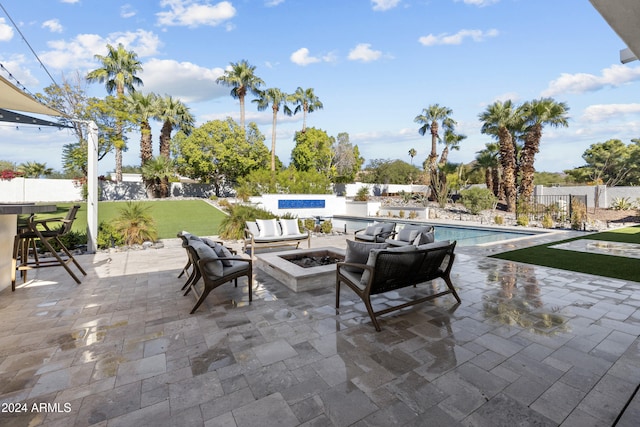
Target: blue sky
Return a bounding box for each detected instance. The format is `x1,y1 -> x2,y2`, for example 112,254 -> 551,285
1,0 -> 639,175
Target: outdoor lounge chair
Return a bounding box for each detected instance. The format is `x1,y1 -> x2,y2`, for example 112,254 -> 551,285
336,240 -> 460,331
385,224 -> 434,247
183,239 -> 252,314
11,204 -> 86,290
354,221 -> 396,243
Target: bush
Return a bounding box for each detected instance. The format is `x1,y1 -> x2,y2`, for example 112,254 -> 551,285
541,213 -> 554,229
571,199 -> 587,230
320,220 -> 333,234
460,187 -> 496,215
41,229 -> 87,252
304,218 -> 316,232
97,221 -> 125,249
218,204 -> 276,240
408,210 -> 418,219
494,215 -> 504,225
399,210 -> 405,218
113,202 -> 158,245
354,186 -> 370,201
516,215 -> 529,227
611,197 -> 634,211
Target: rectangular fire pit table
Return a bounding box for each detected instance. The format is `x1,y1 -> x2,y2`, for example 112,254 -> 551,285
254,247 -> 345,292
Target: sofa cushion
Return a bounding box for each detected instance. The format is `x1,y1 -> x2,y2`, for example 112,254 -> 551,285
212,243 -> 234,267
397,228 -> 420,242
189,240 -> 223,277
365,225 -> 382,236
246,221 -> 260,237
413,231 -> 435,245
280,219 -> 301,236
360,245 -> 417,286
344,240 -> 388,273
256,219 -> 281,237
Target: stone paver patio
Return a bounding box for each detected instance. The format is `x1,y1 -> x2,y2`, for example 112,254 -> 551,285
0,231 -> 638,426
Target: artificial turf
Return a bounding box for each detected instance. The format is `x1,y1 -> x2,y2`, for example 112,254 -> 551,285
24,200 -> 226,239
490,225 -> 640,282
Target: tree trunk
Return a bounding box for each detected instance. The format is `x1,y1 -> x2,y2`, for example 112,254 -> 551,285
499,127 -> 517,212
160,121 -> 172,159
270,106 -> 278,172
140,121 -> 152,165
239,95 -> 245,129
519,124 -> 542,205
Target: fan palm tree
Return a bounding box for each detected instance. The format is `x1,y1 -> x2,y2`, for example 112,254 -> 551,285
253,88 -> 291,172
414,104 -> 456,176
473,143 -> 501,197
126,92 -> 159,166
479,100 -> 523,212
439,130 -> 466,165
17,161 -> 52,178
157,95 -> 194,159
216,60 -> 264,129
519,98 -> 570,203
408,148 -> 417,165
290,87 -> 323,132
141,155 -> 174,198
86,43 -> 143,182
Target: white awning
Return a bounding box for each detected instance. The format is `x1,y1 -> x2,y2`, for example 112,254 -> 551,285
0,75 -> 64,117
590,0 -> 640,63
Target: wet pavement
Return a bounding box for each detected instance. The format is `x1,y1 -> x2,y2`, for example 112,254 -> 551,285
0,230 -> 638,426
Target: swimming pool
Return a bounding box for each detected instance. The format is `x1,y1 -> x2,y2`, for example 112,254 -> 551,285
332,217 -> 537,247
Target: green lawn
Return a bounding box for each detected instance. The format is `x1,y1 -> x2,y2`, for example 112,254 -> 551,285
491,225 -> 640,282
24,200 -> 227,239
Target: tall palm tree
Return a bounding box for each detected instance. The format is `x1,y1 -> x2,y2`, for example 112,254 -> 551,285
408,148 -> 417,165
157,95 -> 194,159
479,100 -> 522,213
17,161 -> 52,178
473,143 -> 501,197
216,60 -> 264,129
253,88 -> 291,172
439,130 -> 466,165
86,43 -> 143,182
414,104 -> 456,176
519,98 -> 570,203
126,92 -> 159,166
290,87 -> 323,132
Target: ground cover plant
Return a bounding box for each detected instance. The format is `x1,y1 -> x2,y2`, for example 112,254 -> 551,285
491,225 -> 640,282
24,200 -> 225,240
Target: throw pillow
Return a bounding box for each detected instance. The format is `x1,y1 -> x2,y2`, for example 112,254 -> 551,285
413,231 -> 435,245
397,228 -> 419,242
245,221 -> 260,237
213,243 -> 234,267
280,219 -> 300,235
189,240 -> 224,277
344,239 -> 388,273
256,219 -> 280,237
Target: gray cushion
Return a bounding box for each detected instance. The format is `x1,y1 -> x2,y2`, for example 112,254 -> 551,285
360,245 -> 417,286
213,243 -> 234,267
344,240 -> 388,273
355,233 -> 377,242
398,228 -> 419,242
413,231 -> 435,245
379,223 -> 395,233
364,225 -> 379,236
189,240 -> 224,277
223,260 -> 250,275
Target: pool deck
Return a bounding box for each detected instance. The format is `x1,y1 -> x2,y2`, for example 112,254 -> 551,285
0,229 -> 638,426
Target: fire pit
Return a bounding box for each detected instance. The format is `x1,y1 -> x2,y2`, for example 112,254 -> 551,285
254,247 -> 345,292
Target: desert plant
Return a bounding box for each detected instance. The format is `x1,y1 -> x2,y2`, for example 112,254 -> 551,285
320,219 -> 333,234
541,213 -> 554,229
354,186 -> 370,201
408,210 -> 418,219
218,204 -> 276,240
304,218 -> 316,231
96,221 -> 125,249
460,187 -> 496,215
611,197 -> 633,211
113,202 -> 158,245
399,210 -> 405,218
571,199 -> 587,230
516,215 -> 529,227
494,215 -> 504,225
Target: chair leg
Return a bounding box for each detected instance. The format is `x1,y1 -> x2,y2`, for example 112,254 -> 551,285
40,236 -> 82,284
363,296 -> 382,332
335,278 -> 341,308
190,286 -> 212,314
178,259 -> 191,278
54,236 -> 86,276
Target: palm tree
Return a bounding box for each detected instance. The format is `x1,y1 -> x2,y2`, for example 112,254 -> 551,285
86,43 -> 143,182
290,87 -> 323,132
157,95 -> 194,159
141,155 -> 174,198
216,60 -> 264,129
408,148 -> 417,165
126,92 -> 159,166
414,104 -> 456,176
439,130 -> 466,165
519,98 -> 570,204
473,143 -> 501,197
253,88 -> 291,172
479,100 -> 522,213
17,161 -> 52,178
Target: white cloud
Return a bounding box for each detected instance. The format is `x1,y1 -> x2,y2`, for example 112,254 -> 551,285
581,103 -> 640,122
60,0 -> 80,3
0,17 -> 14,41
348,43 -> 382,62
418,28 -> 499,46
40,30 -> 162,70
0,54 -> 39,87
371,0 -> 400,11
542,64 -> 640,96
455,0 -> 500,6
157,0 -> 236,28
265,0 -> 285,6
141,58 -> 226,103
42,19 -> 63,33
290,48 -> 320,66
121,4 -> 137,18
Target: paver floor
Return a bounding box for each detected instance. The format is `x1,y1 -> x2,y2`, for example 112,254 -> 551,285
0,231 -> 638,426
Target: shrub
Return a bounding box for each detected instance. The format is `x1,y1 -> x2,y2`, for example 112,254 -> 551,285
97,221 -> 125,249
460,187 -> 496,215
304,218 -> 316,232
494,215 -> 504,225
354,186 -> 370,201
218,204 -> 276,240
611,197 -> 633,211
320,220 -> 333,234
571,199 -> 587,230
408,210 -> 418,219
399,210 -> 405,218
218,198 -> 231,208
42,230 -> 87,252
113,202 -> 158,245
541,213 -> 554,229
516,215 -> 529,227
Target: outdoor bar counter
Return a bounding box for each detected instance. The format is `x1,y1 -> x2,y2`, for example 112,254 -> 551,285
0,203 -> 56,292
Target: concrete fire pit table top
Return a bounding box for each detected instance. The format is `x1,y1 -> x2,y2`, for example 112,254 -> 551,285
254,247 -> 345,292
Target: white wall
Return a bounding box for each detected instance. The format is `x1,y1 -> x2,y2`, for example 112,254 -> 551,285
0,178 -> 82,202
344,182 -> 429,197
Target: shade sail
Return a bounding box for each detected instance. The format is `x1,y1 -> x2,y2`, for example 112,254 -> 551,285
0,108 -> 71,128
0,75 -> 64,117
590,0 -> 640,61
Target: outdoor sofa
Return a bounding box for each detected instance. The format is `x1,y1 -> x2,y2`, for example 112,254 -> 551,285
243,218 -> 310,258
